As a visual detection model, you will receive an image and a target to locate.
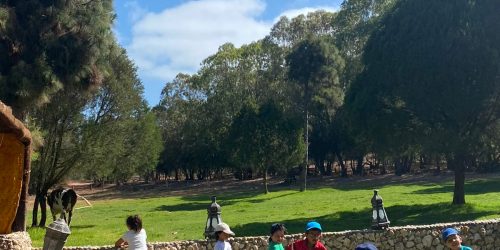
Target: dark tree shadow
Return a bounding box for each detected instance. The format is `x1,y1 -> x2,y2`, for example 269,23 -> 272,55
154,202 -> 209,212
69,224 -> 96,229
411,179 -> 500,195
155,191 -> 300,212
230,202 -> 497,237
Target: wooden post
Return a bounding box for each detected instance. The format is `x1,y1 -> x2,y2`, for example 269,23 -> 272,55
12,143 -> 31,232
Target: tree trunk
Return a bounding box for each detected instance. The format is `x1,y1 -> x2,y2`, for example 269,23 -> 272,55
395,156 -> 411,176
355,155 -> 363,176
435,156 -> 441,174
301,110 -> 309,192
316,158 -> 326,176
39,194 -> 48,227
263,167 -> 269,194
326,161 -> 333,176
32,196 -> 40,227
335,152 -> 346,176
446,155 -> 453,170
341,162 -> 348,177
381,159 -> 388,175
12,144 -> 31,232
452,155 -> 466,205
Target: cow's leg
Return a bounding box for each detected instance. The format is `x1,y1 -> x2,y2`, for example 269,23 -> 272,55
51,209 -> 57,222
61,210 -> 66,222
68,210 -> 73,226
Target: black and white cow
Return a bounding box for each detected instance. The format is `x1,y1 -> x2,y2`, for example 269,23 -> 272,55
47,188 -> 77,226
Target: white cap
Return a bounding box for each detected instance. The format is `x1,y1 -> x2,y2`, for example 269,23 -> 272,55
214,222 -> 235,236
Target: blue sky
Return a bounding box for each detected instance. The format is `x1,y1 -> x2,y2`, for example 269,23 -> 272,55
113,0 -> 343,106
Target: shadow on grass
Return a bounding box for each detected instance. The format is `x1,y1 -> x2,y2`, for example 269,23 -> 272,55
411,179 -> 500,195
230,202 -> 496,237
85,173 -> 500,201
155,191 -> 300,212
154,202 -> 208,212
154,178 -> 500,213
327,174 -> 456,191
70,224 -> 96,229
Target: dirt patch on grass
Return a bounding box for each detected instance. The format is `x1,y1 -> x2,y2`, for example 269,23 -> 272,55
76,171 -> 500,201
27,171 -> 500,207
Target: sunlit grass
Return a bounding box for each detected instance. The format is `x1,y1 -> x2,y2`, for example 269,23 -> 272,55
28,176 -> 500,247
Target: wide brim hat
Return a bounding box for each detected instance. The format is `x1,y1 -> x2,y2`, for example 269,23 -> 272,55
215,222 -> 235,236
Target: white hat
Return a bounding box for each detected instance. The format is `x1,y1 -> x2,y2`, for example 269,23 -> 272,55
214,222 -> 235,236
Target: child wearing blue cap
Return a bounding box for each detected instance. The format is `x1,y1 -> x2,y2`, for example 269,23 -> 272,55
442,228 -> 472,250
355,242 -> 378,250
285,221 -> 327,250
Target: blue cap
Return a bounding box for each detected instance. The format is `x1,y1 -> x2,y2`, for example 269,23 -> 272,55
305,221 -> 322,232
442,228 -> 459,240
355,243 -> 378,250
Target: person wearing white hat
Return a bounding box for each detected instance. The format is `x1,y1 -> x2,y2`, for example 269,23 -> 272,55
214,222 -> 235,250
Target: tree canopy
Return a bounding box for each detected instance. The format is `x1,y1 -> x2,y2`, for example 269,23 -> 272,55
0,0 -> 498,206
0,0 -> 114,118
344,0 -> 500,204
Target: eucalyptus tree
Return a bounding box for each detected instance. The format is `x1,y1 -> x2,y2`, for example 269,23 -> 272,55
155,38 -> 305,180
317,0 -> 399,173
268,11 -> 366,178
155,43 -> 250,180
287,36 -> 345,190
344,0 -> 500,204
155,73 -> 200,179
228,101 -> 305,193
269,11 -> 336,49
192,41 -> 287,177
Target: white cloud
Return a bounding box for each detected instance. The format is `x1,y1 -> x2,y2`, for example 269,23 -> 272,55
124,0 -> 339,105
126,0 -> 271,81
273,6 -> 338,23
124,1 -> 148,22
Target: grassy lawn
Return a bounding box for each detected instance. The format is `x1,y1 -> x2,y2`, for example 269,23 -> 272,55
28,175 -> 500,247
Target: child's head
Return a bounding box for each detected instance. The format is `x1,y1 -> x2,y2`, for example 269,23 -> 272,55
304,221 -> 322,245
215,222 -> 235,241
269,223 -> 287,243
355,242 -> 378,250
126,215 -> 142,232
442,228 -> 463,250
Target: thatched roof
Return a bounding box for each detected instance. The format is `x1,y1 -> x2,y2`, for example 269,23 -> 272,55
0,101 -> 31,145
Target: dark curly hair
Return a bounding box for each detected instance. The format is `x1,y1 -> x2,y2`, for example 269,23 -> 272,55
215,231 -> 224,240
269,223 -> 287,242
126,215 -> 143,233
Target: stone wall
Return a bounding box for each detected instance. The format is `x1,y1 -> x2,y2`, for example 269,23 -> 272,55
0,232 -> 32,250
31,219 -> 500,250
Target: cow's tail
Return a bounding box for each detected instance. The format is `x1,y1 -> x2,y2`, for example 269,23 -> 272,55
75,194 -> 93,210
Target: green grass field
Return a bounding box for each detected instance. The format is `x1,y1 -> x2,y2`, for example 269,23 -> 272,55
27,175 -> 500,247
